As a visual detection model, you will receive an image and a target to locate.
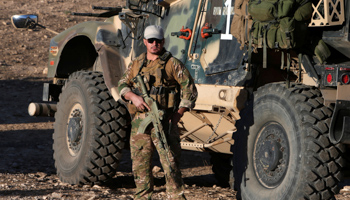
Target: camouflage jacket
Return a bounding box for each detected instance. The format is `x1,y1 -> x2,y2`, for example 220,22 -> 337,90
118,50 -> 197,110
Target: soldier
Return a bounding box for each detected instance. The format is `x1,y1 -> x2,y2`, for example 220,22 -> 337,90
117,25 -> 198,200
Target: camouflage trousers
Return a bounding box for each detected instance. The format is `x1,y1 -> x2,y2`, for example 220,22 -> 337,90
130,112 -> 186,200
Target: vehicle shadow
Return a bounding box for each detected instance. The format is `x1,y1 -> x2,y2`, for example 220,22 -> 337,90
0,129 -> 55,174
0,78 -> 54,125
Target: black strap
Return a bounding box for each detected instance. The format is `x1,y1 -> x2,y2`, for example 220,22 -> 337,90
263,24 -> 268,68
159,51 -> 172,63
281,51 -> 285,69
286,51 -> 291,88
298,53 -> 302,83
158,51 -> 172,85
248,21 -> 256,71
137,53 -> 148,75
299,0 -> 310,7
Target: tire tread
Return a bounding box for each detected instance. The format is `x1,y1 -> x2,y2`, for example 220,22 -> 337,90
53,71 -> 130,185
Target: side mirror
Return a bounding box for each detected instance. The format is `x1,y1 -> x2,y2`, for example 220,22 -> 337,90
11,14 -> 38,29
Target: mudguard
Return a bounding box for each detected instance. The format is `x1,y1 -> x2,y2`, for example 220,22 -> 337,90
47,16 -> 133,99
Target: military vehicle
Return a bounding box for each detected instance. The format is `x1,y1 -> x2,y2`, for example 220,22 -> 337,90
11,0 -> 350,199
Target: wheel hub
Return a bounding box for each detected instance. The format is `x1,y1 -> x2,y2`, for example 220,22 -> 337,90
258,140 -> 282,171
254,122 -> 289,188
67,108 -> 83,155
68,117 -> 82,143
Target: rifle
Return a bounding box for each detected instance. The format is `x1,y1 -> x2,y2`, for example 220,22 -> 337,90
133,74 -> 173,173
72,6 -> 123,18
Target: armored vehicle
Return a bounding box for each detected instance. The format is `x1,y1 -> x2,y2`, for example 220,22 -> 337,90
11,0 -> 350,199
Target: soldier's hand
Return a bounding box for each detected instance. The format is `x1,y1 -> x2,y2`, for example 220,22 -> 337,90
124,91 -> 151,111
133,96 -> 151,111
170,107 -> 188,124
170,112 -> 182,125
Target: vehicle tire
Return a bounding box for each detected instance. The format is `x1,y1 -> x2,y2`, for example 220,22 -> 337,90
232,83 -> 345,200
53,71 -> 130,185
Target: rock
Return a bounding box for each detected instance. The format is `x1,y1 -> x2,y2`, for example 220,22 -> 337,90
43,67 -> 48,74
86,194 -> 96,200
92,185 -> 101,189
2,21 -> 10,26
102,189 -> 110,194
51,192 -> 63,198
341,186 -> 350,193
152,166 -> 162,174
58,181 -> 70,186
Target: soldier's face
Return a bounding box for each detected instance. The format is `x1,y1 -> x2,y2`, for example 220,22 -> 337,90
144,38 -> 164,55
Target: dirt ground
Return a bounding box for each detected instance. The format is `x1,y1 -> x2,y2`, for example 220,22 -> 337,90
0,0 -> 350,199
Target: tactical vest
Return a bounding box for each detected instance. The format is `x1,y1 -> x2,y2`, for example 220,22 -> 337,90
132,51 -> 180,112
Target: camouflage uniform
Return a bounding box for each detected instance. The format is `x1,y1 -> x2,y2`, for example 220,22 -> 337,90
118,50 -> 197,200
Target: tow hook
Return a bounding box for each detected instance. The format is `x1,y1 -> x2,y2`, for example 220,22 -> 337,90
171,26 -> 192,40
201,23 -> 221,39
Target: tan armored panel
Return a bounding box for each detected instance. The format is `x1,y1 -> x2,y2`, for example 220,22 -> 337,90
309,0 -> 345,27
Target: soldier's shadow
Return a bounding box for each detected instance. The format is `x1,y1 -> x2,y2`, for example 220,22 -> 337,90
104,149 -> 217,189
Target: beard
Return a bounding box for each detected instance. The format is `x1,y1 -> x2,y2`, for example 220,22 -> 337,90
149,45 -> 162,55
